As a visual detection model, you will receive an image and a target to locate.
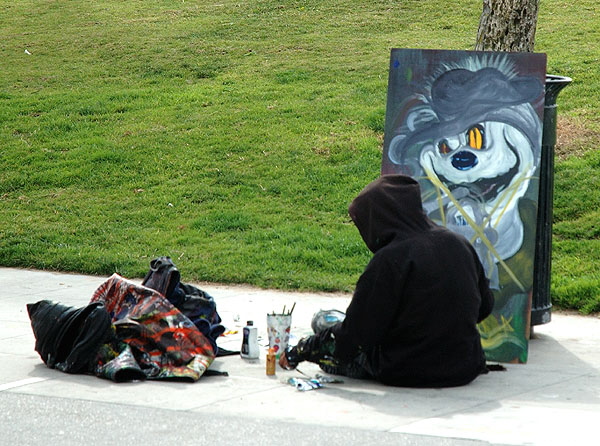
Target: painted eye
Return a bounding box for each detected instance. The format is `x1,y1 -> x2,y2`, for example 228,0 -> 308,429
438,139 -> 451,155
467,124 -> 485,150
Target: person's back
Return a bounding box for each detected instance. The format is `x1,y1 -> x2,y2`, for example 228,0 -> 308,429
367,225 -> 492,386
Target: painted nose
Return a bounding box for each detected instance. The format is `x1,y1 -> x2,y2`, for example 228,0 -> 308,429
451,150 -> 478,170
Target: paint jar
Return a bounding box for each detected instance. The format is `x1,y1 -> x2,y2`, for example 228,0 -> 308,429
266,313 -> 292,360
240,321 -> 259,359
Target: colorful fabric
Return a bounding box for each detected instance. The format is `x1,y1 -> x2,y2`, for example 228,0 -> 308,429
90,274 -> 215,382
95,340 -> 146,382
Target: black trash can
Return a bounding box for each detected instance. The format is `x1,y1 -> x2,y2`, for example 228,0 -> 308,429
531,74 -> 572,326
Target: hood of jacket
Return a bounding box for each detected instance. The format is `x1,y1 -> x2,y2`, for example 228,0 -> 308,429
348,175 -> 435,253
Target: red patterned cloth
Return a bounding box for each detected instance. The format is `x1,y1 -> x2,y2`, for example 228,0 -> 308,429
90,274 -> 215,381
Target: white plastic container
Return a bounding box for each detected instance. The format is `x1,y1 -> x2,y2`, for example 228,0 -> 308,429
240,320 -> 259,359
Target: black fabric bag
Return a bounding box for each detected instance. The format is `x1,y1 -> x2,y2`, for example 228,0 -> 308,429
27,300 -> 113,373
141,256 -> 234,356
141,256 -> 184,304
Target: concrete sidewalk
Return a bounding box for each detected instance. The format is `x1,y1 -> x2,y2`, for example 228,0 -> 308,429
1,267 -> 599,445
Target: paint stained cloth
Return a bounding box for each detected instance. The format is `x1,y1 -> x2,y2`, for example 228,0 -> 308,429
90,274 -> 215,381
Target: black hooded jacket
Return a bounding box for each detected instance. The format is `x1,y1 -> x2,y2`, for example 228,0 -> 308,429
333,174 -> 494,387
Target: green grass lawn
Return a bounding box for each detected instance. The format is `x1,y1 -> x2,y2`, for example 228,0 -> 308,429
1,0 -> 599,312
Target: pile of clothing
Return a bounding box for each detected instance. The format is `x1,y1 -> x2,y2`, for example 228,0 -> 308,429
27,257 -> 227,383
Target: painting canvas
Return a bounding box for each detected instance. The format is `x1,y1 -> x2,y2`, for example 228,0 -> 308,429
381,49 -> 547,363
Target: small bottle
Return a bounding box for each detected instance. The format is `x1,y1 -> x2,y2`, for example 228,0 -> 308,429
266,348 -> 276,375
241,321 -> 259,359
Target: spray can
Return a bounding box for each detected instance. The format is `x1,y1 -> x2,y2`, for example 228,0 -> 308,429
266,347 -> 276,375
241,320 -> 259,359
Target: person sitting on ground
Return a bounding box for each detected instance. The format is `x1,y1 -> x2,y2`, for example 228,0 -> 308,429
280,174 -> 494,387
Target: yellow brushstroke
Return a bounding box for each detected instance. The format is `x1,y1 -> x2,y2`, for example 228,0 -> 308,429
478,314 -> 521,351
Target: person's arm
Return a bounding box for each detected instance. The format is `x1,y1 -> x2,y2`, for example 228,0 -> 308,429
279,324 -> 338,370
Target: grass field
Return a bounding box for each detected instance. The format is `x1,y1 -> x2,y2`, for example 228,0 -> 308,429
1,0 -> 599,312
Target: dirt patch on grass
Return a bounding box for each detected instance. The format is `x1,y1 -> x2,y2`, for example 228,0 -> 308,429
555,115 -> 600,161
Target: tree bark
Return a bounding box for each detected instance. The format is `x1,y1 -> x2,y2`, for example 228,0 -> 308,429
475,0 -> 539,52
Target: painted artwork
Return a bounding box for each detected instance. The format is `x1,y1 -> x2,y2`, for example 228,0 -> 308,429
381,49 -> 547,363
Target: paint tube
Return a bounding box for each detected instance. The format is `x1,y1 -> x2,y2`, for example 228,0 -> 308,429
287,377 -> 323,391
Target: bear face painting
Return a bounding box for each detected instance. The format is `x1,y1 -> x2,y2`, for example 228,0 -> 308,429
384,55 -> 544,291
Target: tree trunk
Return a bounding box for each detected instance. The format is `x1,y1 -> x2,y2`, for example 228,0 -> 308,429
475,0 -> 539,52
